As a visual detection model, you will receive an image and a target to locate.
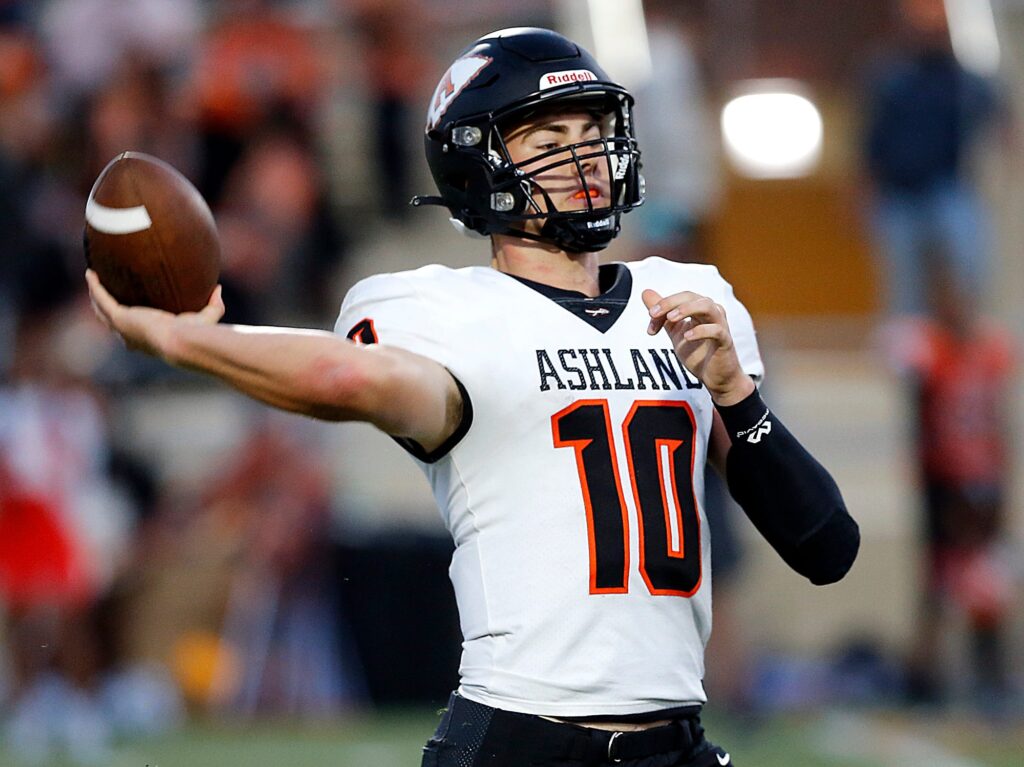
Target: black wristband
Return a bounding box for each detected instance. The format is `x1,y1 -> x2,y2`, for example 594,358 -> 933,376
715,387 -> 770,444
719,387 -> 860,584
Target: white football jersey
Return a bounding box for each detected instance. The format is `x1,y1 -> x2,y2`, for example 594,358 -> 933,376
334,257 -> 763,717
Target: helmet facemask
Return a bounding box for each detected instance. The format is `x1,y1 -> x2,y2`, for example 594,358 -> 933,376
434,90 -> 644,253
482,101 -> 637,251
483,93 -> 642,252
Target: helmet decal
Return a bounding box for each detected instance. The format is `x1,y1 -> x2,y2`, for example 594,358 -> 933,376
538,70 -> 597,90
426,55 -> 493,132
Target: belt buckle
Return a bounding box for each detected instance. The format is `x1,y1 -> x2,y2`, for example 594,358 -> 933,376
607,731 -> 624,763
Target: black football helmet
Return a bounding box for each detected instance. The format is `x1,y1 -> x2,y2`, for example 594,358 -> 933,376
413,27 -> 644,253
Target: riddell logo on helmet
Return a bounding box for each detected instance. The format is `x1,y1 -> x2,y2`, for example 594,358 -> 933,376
539,70 -> 597,90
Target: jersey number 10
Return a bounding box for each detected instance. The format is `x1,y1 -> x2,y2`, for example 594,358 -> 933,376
552,400 -> 702,597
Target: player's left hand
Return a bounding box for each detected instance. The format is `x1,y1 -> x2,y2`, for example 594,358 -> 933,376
643,288 -> 755,406
86,269 -> 225,361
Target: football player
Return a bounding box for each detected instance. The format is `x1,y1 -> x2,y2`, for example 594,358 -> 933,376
87,28 -> 859,767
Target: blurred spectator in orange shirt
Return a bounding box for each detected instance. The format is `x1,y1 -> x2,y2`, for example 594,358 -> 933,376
890,264 -> 1017,711
192,0 -> 328,203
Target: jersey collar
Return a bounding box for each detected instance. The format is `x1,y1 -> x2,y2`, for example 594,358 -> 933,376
508,263 -> 632,333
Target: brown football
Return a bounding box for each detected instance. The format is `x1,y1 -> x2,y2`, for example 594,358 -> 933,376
84,151 -> 220,313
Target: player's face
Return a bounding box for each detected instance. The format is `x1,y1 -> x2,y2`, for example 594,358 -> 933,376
503,109 -> 610,234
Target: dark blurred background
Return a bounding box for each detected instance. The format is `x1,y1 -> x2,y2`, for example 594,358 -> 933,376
1,1 -> 1023,765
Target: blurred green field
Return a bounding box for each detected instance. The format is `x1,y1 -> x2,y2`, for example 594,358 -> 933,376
4,706 -> 1022,767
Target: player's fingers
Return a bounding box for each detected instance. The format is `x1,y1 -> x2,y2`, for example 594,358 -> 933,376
646,291 -> 711,334
85,268 -> 101,298
681,321 -> 731,348
85,269 -> 118,327
646,291 -> 727,336
198,285 -> 225,323
646,290 -> 702,318
85,269 -> 117,307
651,300 -> 719,337
650,293 -> 721,328
642,289 -> 664,335
666,297 -> 724,325
641,288 -> 663,310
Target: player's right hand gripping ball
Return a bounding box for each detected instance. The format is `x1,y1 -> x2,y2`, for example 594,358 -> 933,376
84,151 -> 220,313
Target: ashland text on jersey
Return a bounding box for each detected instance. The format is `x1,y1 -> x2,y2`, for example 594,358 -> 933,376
536,347 -> 703,392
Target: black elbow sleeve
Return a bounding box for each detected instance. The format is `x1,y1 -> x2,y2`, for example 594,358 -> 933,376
719,389 -> 860,584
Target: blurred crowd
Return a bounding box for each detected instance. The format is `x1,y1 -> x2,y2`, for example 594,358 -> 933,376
865,0 -> 1018,717
0,0 -> 1021,764
0,0 -> 446,762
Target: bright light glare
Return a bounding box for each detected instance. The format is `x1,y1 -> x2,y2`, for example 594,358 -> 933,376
721,87 -> 823,179
585,0 -> 652,88
944,0 -> 1001,76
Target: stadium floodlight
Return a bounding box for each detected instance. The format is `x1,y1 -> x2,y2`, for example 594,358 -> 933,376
944,0 -> 1001,76
720,81 -> 823,180
585,0 -> 652,88
553,0 -> 651,89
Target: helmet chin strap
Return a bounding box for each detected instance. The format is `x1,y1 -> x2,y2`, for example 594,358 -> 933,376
415,180 -> 621,253
495,178 -> 619,253
540,216 -> 619,253
488,214 -> 618,254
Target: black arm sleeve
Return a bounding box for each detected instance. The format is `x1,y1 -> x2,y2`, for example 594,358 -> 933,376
717,388 -> 859,585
